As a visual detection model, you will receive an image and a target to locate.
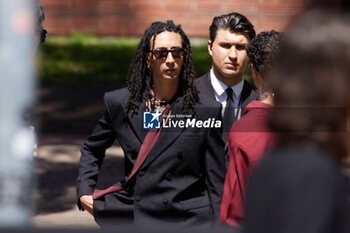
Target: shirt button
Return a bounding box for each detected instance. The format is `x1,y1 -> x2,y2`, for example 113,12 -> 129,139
165,173 -> 172,181
135,196 -> 141,202
139,171 -> 145,177
163,199 -> 168,205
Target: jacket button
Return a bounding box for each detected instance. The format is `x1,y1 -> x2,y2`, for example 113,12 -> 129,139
163,199 -> 168,205
135,196 -> 141,202
165,173 -> 172,181
139,171 -> 145,177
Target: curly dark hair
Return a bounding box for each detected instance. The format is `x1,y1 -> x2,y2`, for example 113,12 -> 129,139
126,20 -> 198,114
246,30 -> 282,76
209,12 -> 256,44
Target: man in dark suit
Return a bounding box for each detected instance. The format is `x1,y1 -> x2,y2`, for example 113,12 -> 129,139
76,20 -> 225,227
197,12 -> 259,142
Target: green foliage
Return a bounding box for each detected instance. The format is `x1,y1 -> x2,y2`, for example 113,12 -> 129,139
39,34 -> 138,83
39,34 -> 252,84
191,44 -> 211,77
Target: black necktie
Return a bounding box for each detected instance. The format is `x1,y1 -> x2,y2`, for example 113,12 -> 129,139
223,88 -> 235,142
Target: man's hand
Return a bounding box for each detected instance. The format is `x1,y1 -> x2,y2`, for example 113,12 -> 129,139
80,195 -> 94,216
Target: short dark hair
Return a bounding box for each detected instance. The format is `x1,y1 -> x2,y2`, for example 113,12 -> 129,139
126,20 -> 198,114
209,12 -> 255,43
246,30 -> 283,75
267,10 -> 350,163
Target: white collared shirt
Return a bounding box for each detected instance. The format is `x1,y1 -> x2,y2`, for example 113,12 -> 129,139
209,69 -> 244,117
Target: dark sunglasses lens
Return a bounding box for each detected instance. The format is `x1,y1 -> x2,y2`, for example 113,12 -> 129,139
154,49 -> 168,59
153,48 -> 184,59
171,48 -> 184,58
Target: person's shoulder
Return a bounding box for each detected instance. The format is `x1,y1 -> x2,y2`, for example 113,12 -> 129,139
103,87 -> 130,111
104,87 -> 129,101
242,101 -> 271,119
196,72 -> 210,88
197,72 -> 210,82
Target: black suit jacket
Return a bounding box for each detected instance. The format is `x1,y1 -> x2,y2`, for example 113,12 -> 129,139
244,144 -> 349,233
76,87 -> 226,226
196,72 -> 259,122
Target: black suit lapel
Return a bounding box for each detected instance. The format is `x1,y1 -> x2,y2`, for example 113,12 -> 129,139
141,98 -> 187,169
198,72 -> 216,100
240,80 -> 259,109
128,102 -> 147,143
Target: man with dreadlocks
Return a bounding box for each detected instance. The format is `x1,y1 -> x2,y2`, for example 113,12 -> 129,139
77,20 -> 225,226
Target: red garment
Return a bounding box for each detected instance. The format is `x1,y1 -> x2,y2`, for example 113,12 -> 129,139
220,100 -> 276,227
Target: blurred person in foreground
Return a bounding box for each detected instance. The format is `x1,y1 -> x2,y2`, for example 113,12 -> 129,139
27,0 -> 47,157
34,1 -> 47,48
76,20 -> 225,227
220,30 -> 282,227
244,10 -> 350,233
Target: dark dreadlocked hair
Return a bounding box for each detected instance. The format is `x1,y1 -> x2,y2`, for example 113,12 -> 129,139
126,20 -> 199,114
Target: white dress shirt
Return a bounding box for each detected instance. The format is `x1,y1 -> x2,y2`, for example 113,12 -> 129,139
209,69 -> 244,118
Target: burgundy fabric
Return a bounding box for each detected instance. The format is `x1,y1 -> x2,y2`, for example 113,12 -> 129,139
220,101 -> 276,227
93,105 -> 170,199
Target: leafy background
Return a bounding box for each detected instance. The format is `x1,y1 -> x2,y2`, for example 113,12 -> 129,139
38,34 -> 252,84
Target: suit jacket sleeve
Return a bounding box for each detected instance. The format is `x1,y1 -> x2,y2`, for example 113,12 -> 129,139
205,107 -> 226,221
76,93 -> 117,209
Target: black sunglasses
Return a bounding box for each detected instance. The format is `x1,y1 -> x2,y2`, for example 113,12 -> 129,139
40,29 -> 47,44
150,47 -> 185,60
